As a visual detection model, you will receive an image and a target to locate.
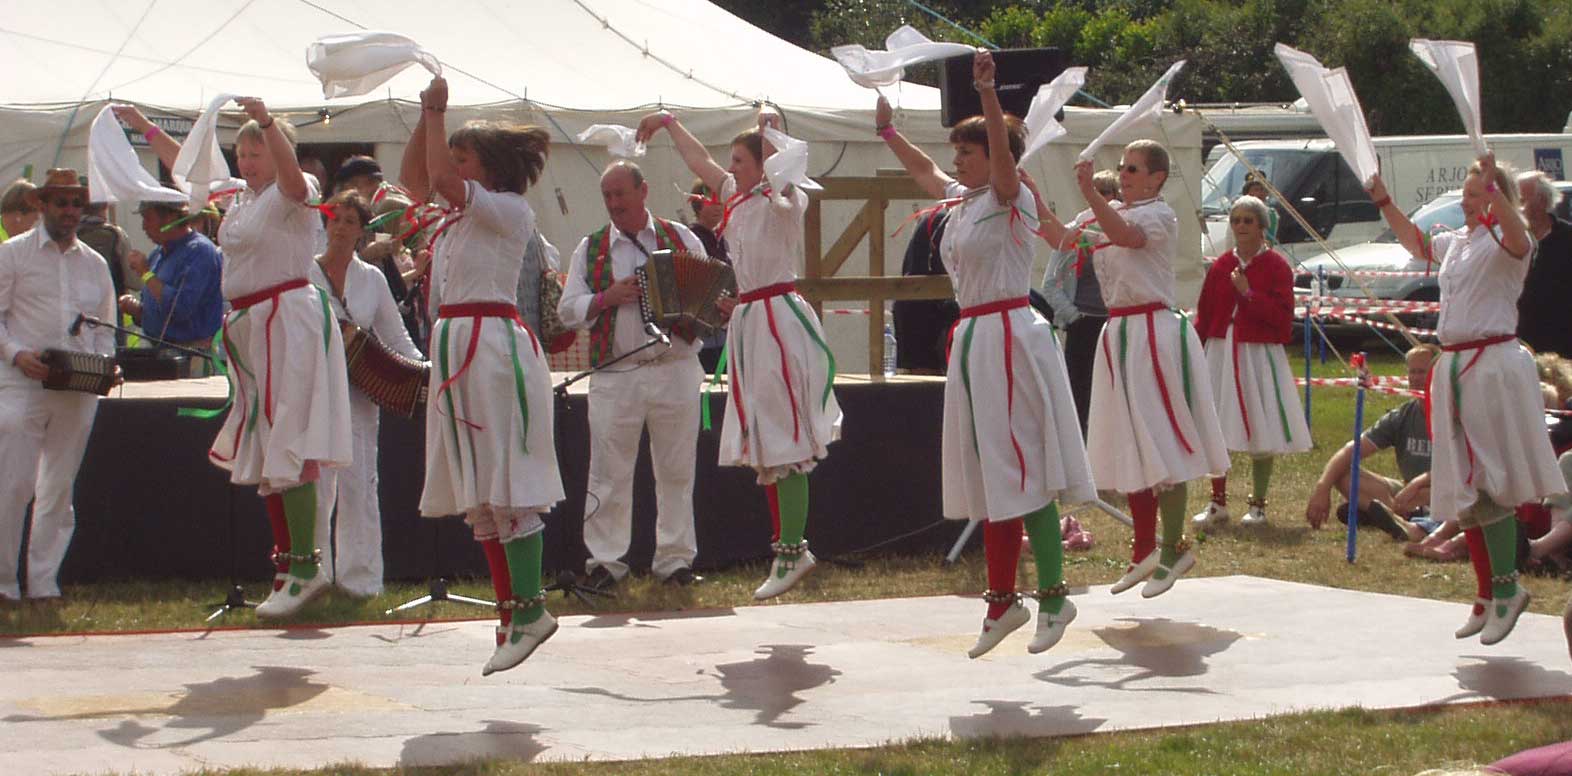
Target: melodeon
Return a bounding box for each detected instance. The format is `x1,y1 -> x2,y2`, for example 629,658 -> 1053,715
635,249 -> 737,335
341,322 -> 430,418
40,349 -> 117,396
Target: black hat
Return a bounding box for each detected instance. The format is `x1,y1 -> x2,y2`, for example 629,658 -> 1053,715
335,155 -> 383,182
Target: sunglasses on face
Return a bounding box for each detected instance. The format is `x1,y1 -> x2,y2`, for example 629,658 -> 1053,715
1121,164 -> 1143,174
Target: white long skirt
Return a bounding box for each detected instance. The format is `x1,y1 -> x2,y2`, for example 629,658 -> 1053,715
1429,340 -> 1565,523
421,314 -> 564,529
943,305 -> 1095,522
1203,327 -> 1311,455
210,284 -> 352,492
1087,308 -> 1230,493
717,291 -> 842,483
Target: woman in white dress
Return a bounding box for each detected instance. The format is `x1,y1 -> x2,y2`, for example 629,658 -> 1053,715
874,50 -> 1094,658
1191,195 -> 1310,527
308,190 -> 425,598
403,76 -> 563,675
116,100 -> 352,618
634,106 -> 842,601
1368,153 -> 1564,645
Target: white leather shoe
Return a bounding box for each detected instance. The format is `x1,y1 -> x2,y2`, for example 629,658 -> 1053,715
1027,598 -> 1077,654
1455,598 -> 1489,639
967,601 -> 1030,659
754,547 -> 817,600
483,610 -> 558,676
1192,502 -> 1229,527
1142,550 -> 1197,599
1110,551 -> 1160,595
1481,587 -> 1531,646
254,571 -> 329,618
1240,498 -> 1269,526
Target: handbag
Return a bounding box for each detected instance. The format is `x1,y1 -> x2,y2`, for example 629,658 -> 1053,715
537,268 -> 577,354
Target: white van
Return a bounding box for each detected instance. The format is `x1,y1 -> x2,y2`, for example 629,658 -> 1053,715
1200,134 -> 1572,260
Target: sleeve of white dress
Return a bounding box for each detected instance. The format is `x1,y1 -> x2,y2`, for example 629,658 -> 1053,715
370,277 -> 423,360
672,222 -> 708,259
463,180 -> 533,242
557,237 -> 595,330
0,244 -> 19,364
1125,204 -> 1175,258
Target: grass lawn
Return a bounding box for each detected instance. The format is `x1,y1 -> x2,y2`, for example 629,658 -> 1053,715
7,349 -> 1571,774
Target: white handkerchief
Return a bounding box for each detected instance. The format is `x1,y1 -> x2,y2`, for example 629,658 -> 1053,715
1274,44 -> 1378,187
172,93 -> 244,209
762,127 -> 822,198
832,25 -> 975,89
1410,39 -> 1486,156
1078,60 -> 1185,163
307,31 -> 442,100
1019,67 -> 1087,165
575,124 -> 645,158
86,106 -> 186,205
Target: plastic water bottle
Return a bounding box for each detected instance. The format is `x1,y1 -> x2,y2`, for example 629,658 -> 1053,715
882,323 -> 898,377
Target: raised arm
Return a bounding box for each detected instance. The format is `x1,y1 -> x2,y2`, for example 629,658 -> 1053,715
974,51 -> 1019,205
636,111 -> 726,193
1018,169 -> 1072,249
875,96 -> 952,200
111,105 -> 181,171
1368,174 -> 1429,264
420,78 -> 467,208
1480,152 -> 1531,259
235,98 -> 307,203
400,107 -> 431,203
1078,161 -> 1143,247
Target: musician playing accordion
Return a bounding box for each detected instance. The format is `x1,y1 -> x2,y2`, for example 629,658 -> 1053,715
0,168 -> 117,601
558,161 -> 710,590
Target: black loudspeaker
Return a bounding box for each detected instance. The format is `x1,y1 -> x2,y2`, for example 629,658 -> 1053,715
940,47 -> 1068,127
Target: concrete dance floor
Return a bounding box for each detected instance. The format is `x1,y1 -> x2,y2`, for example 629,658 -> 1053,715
4,576 -> 1571,774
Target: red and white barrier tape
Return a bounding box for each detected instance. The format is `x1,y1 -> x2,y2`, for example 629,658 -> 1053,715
1297,268 -> 1435,278
1313,311 -> 1438,338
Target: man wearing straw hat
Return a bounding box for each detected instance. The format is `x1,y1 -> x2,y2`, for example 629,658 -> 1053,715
118,199 -> 224,376
0,168 -> 117,601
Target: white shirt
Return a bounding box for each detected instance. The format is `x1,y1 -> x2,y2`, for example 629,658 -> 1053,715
719,173 -> 807,293
0,227 -> 116,384
1092,198 -> 1179,309
430,181 -> 535,310
1433,225 -> 1534,344
217,174 -> 324,301
939,182 -> 1037,308
560,211 -> 706,360
309,256 -> 422,360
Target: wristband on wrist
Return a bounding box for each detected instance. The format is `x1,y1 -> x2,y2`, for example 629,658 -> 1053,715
1372,195 -> 1391,209
660,113 -> 675,127
876,124 -> 897,141
423,106 -> 445,113
141,270 -> 156,285
973,79 -> 996,91
1485,182 -> 1498,194
257,117 -> 274,129
143,126 -> 162,141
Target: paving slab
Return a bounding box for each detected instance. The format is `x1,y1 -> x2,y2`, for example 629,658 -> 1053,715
3,575 -> 1571,774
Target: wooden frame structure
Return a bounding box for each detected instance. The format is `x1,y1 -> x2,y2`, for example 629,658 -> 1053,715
797,176 -> 953,376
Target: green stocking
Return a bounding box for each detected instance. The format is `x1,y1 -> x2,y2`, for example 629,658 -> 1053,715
1251,455 -> 1275,503
1477,498 -> 1519,601
1022,503 -> 1065,614
775,473 -> 809,546
280,484 -> 318,580
1156,483 -> 1188,568
503,532 -> 545,625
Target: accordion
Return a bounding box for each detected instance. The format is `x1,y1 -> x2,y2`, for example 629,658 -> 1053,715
40,349 -> 117,396
342,322 -> 430,418
636,249 -> 737,335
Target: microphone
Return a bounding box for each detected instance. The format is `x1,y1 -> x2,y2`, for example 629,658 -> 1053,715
69,313 -> 88,336
644,321 -> 671,345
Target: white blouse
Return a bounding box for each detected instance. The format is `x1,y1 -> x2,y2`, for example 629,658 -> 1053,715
718,173 -> 806,293
1091,198 -> 1179,310
217,174 -> 324,300
938,181 -> 1037,308
431,180 -> 534,309
1432,225 -> 1534,345
309,257 -> 421,360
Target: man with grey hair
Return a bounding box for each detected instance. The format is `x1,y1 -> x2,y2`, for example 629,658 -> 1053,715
559,160 -> 709,589
1516,170 -> 1572,357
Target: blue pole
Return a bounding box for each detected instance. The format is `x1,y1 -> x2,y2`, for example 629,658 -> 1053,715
1346,352 -> 1369,563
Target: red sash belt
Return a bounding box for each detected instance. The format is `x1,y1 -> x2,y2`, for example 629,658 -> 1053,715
739,282 -> 797,304
1438,334 -> 1515,486
955,297 -> 1031,490
434,303 -> 535,421
226,278 -> 312,426
1441,334 -> 1515,353
1103,301 -> 1193,454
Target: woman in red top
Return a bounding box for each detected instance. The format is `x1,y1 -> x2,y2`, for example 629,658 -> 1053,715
1192,196 -> 1310,527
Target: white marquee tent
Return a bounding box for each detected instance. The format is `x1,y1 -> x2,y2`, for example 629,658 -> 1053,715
0,0 -> 1203,370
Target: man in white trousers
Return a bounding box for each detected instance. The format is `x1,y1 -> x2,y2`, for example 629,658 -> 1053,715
0,169 -> 116,601
560,161 -> 707,589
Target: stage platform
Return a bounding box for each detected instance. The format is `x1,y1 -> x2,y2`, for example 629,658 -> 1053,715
4,576 -> 1571,773
62,373 -> 954,585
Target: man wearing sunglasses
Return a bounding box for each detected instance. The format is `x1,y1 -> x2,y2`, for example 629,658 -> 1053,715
0,168 -> 117,601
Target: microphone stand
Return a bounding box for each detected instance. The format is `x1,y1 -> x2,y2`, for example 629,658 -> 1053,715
546,326 -> 672,605
74,314 -> 215,364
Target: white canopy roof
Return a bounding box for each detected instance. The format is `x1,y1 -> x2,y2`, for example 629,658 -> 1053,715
0,0 -> 941,112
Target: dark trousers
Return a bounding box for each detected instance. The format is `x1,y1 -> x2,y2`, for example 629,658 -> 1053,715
1064,315 -> 1106,437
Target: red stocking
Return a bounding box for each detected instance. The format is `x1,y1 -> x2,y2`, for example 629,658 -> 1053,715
481,539 -> 513,638
1127,489 -> 1158,564
1210,476 -> 1228,506
983,519 -> 1024,619
765,484 -> 781,543
1517,502 -> 1552,540
1463,527 -> 1490,614
264,494 -> 289,590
